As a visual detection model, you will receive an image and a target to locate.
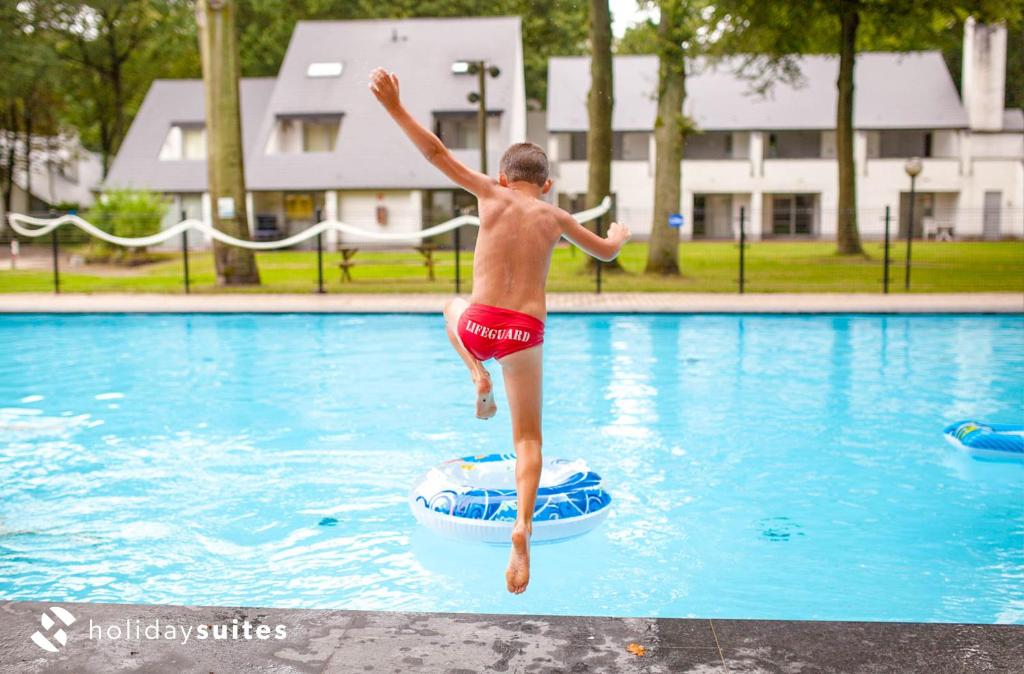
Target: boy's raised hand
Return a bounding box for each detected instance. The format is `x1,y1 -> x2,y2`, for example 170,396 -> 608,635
369,68 -> 401,112
608,221 -> 631,248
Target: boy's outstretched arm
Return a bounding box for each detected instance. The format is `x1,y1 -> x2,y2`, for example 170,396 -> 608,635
558,211 -> 631,262
369,68 -> 496,197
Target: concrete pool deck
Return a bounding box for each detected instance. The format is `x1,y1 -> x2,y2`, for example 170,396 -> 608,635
0,291 -> 1021,314
2,601 -> 1021,673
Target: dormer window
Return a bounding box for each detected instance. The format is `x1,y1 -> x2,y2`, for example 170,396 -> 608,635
433,111 -> 501,151
307,62 -> 343,78
159,123 -> 206,160
266,114 -> 343,154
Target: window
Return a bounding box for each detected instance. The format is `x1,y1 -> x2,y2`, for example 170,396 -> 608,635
159,124 -> 206,160
685,132 -> 735,159
569,132 -> 587,160
435,113 -> 480,150
267,115 -> 342,154
771,194 -> 816,236
182,127 -> 206,159
433,112 -> 501,151
692,195 -> 707,236
563,132 -> 649,161
558,192 -> 588,214
302,118 -> 340,153
306,62 -> 343,78
879,130 -> 934,158
765,131 -> 821,159
613,132 -> 650,160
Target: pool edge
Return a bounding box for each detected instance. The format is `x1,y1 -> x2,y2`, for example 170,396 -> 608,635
2,600 -> 1020,673
0,291 -> 1021,315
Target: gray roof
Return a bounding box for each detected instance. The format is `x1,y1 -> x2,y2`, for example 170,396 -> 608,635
1004,109 -> 1024,131
105,78 -> 275,192
547,52 -> 970,132
106,17 -> 523,192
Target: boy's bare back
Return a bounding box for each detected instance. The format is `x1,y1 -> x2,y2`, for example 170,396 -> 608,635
368,65 -> 629,318
473,190 -> 567,322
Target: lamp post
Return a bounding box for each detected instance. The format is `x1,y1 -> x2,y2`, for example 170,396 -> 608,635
451,60 -> 501,176
903,157 -> 922,291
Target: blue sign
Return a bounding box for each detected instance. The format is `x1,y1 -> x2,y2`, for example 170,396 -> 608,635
668,213 -> 684,228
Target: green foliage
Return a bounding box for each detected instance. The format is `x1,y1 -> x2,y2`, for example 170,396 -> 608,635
44,1 -> 202,174
616,19 -> 657,54
0,2 -> 63,210
85,188 -> 168,264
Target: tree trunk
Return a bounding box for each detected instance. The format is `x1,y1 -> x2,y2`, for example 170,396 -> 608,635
585,0 -> 623,271
1,125 -> 15,214
196,0 -> 260,285
645,0 -> 687,276
835,1 -> 864,255
22,106 -> 33,208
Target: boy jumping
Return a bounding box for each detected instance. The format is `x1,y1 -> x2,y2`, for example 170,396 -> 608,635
370,68 -> 630,594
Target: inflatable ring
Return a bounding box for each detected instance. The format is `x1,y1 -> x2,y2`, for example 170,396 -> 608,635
409,453 -> 612,543
944,420 -> 1024,461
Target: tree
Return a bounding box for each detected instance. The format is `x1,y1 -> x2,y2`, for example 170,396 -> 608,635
0,2 -> 62,213
585,0 -> 624,271
197,0 -> 260,285
616,19 -> 657,55
645,0 -> 700,275
586,0 -> 613,213
834,1 -> 862,254
713,0 -> 1023,255
44,1 -> 199,177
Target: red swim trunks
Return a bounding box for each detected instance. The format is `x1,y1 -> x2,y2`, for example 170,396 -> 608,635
456,303 -> 545,362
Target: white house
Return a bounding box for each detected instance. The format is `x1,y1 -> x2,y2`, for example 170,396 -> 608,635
0,133 -> 102,218
104,16 -> 527,248
546,20 -> 1023,240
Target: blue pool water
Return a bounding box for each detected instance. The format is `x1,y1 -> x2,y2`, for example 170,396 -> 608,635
1,313 -> 1022,623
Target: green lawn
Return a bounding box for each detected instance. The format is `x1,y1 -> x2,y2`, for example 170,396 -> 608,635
1,240 -> 1021,294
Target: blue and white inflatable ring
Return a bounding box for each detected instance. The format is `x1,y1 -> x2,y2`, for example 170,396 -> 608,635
944,420 -> 1024,461
409,453 -> 612,544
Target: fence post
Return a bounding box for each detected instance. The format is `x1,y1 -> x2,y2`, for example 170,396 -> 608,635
315,208 -> 324,294
50,210 -> 60,294
454,224 -> 461,294
181,209 -> 190,294
738,206 -> 746,294
904,188 -> 915,291
882,205 -> 891,294
594,212 -> 603,294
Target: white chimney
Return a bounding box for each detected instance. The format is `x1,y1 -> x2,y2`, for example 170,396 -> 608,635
962,17 -> 1007,132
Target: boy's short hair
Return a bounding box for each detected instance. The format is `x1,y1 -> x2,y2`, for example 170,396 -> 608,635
500,142 -> 548,186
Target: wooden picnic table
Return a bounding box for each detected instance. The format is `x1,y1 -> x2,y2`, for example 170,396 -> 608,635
337,242 -> 438,282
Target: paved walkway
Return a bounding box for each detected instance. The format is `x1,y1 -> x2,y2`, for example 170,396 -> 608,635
1,292 -> 1021,314
2,601 -> 1021,673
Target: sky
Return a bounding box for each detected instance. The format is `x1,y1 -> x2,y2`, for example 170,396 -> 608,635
610,0 -> 657,38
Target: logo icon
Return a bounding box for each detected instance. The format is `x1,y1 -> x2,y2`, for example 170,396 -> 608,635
31,606 -> 76,653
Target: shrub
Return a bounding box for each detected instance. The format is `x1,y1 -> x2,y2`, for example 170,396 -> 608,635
85,189 -> 169,265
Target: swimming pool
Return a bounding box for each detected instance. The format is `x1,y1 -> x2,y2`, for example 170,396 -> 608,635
1,313 -> 1022,623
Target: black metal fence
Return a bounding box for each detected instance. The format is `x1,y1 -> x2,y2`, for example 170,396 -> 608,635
2,206 -> 1021,295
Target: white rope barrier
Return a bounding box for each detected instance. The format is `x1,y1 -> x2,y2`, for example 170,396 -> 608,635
4,196 -> 612,250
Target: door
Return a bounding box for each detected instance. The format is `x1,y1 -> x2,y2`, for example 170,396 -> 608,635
982,191 -> 1001,240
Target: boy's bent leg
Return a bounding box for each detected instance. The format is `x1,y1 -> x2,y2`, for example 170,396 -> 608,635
496,344 -> 543,594
443,298 -> 496,419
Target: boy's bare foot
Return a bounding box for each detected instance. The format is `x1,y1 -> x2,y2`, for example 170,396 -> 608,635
506,521 -> 531,594
474,371 -> 497,420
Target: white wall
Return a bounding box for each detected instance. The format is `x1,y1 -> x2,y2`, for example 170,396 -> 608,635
962,18 -> 1007,131
336,189 -> 423,244
551,128 -> 1024,240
